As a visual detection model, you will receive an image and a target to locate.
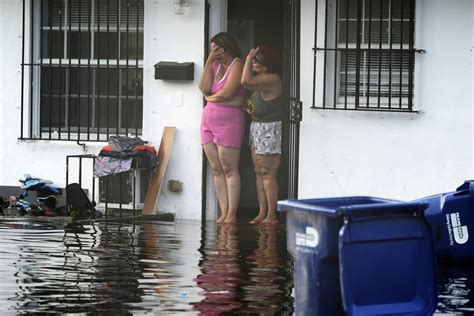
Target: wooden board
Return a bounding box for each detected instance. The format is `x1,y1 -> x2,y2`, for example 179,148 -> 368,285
143,126 -> 176,215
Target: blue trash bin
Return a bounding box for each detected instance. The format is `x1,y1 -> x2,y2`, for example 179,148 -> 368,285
278,196 -> 437,316
416,180 -> 474,263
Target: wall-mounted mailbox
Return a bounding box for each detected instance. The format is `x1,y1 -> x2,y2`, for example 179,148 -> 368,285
154,61 -> 194,81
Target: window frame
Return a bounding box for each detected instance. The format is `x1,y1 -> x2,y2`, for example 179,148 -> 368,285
311,0 -> 420,112
21,0 -> 144,141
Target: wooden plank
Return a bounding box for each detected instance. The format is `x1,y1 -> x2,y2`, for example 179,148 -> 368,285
142,126 -> 176,215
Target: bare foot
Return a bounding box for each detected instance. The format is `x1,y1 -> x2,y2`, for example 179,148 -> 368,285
223,214 -> 237,223
216,215 -> 227,223
248,214 -> 266,225
262,216 -> 278,224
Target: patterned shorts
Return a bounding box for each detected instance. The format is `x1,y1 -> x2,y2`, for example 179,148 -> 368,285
249,121 -> 282,155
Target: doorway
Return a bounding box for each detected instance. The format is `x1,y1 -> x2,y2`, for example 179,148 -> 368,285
224,0 -> 300,220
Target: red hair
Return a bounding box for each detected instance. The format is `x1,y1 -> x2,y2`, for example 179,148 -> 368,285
258,46 -> 283,74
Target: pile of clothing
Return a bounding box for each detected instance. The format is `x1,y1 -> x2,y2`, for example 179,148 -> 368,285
0,174 -> 64,217
94,136 -> 158,178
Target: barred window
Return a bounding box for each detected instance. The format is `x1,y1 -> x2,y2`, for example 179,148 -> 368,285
21,0 -> 144,141
312,0 -> 419,112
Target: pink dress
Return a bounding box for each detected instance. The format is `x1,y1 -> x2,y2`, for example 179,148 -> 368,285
200,58 -> 246,148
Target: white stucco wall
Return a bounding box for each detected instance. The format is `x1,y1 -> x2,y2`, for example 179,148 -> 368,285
143,0 -> 205,220
0,0 -> 206,220
299,0 -> 474,201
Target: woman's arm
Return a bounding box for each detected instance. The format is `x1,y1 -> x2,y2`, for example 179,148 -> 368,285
198,47 -> 224,95
204,59 -> 244,103
241,48 -> 257,89
242,72 -> 280,92
198,62 -> 214,95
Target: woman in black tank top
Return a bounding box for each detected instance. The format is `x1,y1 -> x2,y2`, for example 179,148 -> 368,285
241,46 -> 283,225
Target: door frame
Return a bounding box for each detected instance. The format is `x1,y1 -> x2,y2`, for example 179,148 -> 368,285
285,0 -> 302,199
203,0 -> 228,221
202,0 -> 301,221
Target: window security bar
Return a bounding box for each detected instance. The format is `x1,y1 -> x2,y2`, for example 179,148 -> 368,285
20,0 -> 144,142
311,0 -> 420,112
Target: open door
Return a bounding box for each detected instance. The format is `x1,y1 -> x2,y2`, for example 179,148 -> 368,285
205,0 -> 301,220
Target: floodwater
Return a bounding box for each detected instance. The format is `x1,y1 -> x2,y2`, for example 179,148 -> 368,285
0,218 -> 472,315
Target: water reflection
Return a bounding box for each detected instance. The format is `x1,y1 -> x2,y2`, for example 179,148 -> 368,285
243,224 -> 292,314
192,223 -> 243,314
1,218 -> 473,314
0,219 -> 203,314
91,223 -> 144,313
141,222 -> 174,309
192,222 -> 294,315
435,267 -> 474,315
17,222 -> 145,314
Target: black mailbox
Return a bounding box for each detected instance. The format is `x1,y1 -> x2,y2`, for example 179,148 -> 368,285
154,61 -> 194,81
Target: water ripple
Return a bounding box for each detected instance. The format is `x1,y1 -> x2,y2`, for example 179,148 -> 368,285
0,218 -> 472,314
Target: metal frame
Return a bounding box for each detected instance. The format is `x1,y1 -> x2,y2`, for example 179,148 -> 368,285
20,0 -> 144,142
311,0 -> 421,112
287,0 -> 301,199
66,154 -> 139,219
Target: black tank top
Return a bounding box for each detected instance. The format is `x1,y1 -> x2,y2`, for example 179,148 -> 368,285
248,92 -> 284,122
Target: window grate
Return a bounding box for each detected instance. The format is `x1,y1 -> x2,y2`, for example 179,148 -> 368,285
311,0 -> 420,112
20,0 -> 144,141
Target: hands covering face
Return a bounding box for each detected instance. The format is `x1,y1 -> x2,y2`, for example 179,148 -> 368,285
208,44 -> 225,63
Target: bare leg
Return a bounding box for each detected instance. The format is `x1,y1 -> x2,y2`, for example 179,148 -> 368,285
250,150 -> 268,224
216,145 -> 241,223
255,154 -> 281,224
203,143 -> 228,223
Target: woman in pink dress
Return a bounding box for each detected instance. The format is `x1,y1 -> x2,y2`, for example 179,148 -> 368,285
199,33 -> 247,223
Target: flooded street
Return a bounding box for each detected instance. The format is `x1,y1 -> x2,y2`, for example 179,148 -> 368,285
0,218 -> 471,315
0,219 -> 293,314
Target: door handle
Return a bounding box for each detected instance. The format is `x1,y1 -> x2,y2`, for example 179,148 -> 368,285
290,98 -> 303,123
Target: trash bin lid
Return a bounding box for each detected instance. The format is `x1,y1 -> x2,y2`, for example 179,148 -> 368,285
338,202 -> 437,316
277,196 -> 401,217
